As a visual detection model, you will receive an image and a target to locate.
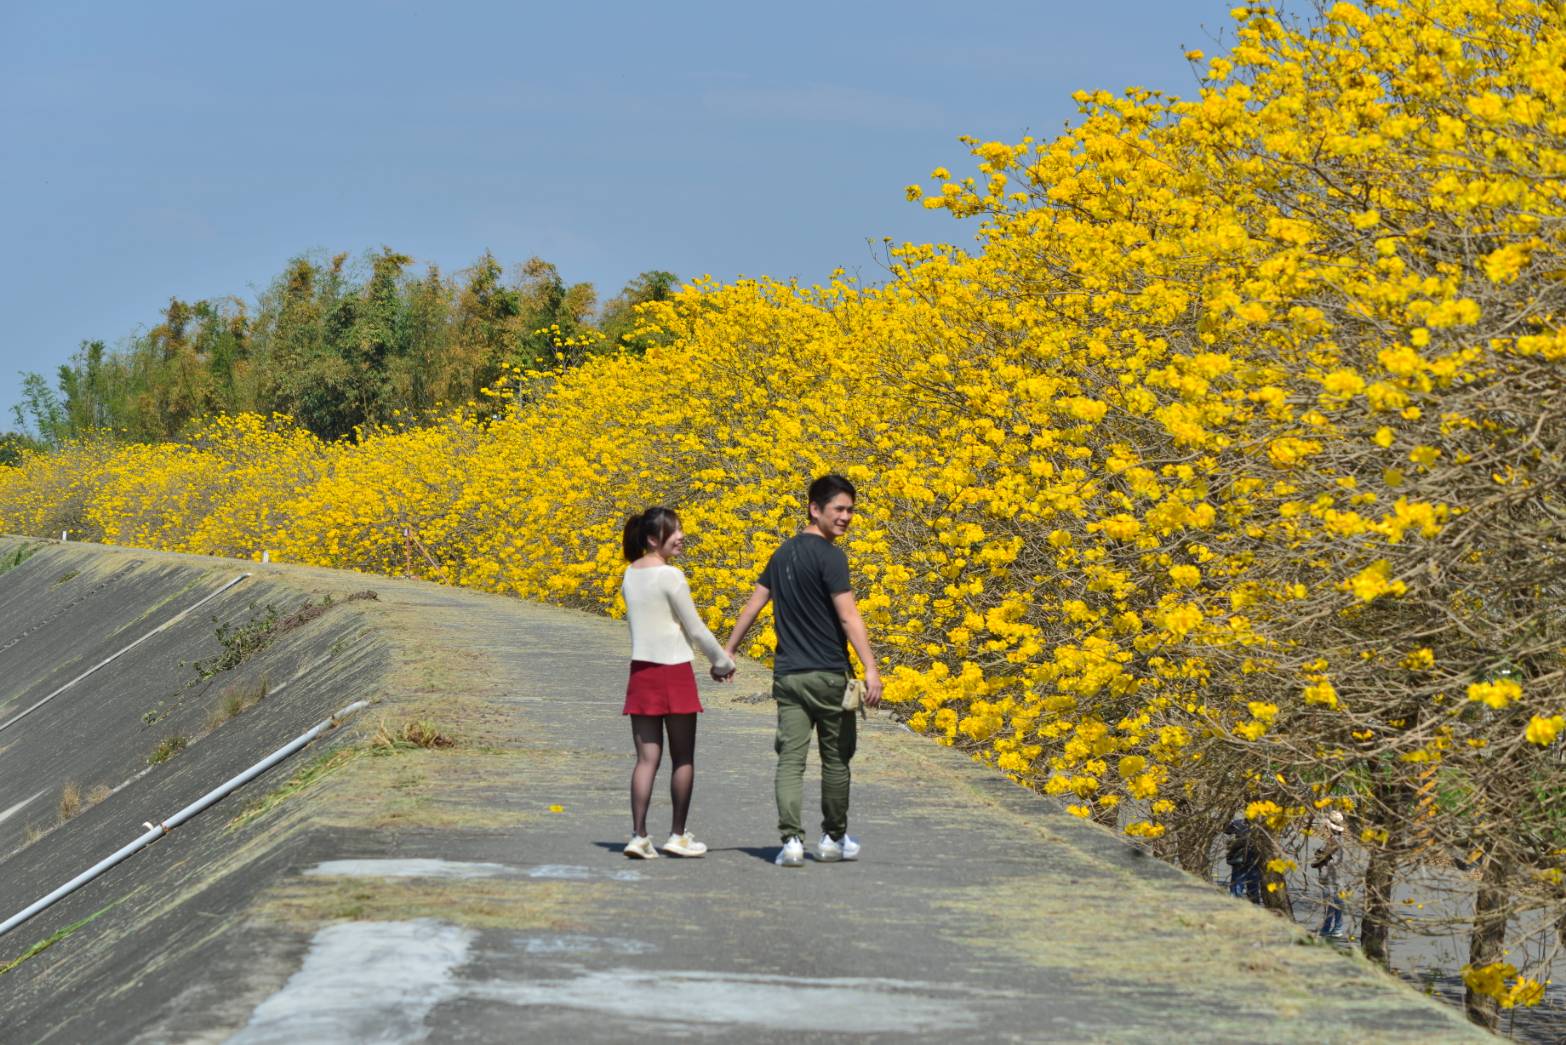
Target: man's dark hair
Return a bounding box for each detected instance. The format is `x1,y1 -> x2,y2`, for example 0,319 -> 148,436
808,474 -> 856,511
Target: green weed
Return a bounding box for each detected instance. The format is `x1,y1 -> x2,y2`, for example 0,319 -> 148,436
0,544 -> 38,577
193,603 -> 280,679
0,902 -> 119,977
147,734 -> 189,766
227,746 -> 362,829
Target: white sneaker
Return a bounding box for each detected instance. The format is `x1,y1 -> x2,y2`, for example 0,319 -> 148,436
775,836 -> 805,867
662,831 -> 707,858
817,834 -> 861,862
624,835 -> 659,859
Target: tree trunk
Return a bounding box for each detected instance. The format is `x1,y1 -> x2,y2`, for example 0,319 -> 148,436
1360,842 -> 1396,966
1360,774 -> 1409,967
1465,854 -> 1510,1031
1257,829 -> 1294,918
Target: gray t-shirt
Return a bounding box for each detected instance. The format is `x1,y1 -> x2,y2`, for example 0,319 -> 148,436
758,533 -> 852,676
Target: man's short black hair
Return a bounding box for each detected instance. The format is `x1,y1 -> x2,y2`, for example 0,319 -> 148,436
808,474 -> 856,510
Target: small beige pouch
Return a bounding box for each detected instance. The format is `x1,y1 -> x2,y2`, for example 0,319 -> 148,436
842,678 -> 868,718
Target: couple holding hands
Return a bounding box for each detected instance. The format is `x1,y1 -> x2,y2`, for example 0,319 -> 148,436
618,474 -> 882,866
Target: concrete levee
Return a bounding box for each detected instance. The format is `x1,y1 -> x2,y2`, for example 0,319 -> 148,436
0,538 -> 390,1042
0,537 -> 1495,1043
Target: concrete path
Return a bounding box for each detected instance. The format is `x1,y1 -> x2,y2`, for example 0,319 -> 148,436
0,541 -> 1487,1042
223,575 -> 1485,1043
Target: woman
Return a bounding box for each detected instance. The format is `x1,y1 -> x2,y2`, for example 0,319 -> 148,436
620,506 -> 735,858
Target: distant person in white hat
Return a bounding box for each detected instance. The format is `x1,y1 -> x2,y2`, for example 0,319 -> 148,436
1311,810 -> 1348,939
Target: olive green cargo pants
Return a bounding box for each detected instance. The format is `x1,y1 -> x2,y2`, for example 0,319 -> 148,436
773,670 -> 857,842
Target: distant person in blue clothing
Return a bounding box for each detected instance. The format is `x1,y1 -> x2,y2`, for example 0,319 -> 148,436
722,475 -> 882,868
1223,817 -> 1263,904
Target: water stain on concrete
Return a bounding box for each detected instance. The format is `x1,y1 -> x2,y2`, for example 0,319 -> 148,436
305,858 -> 520,880
301,859 -> 648,884
525,864 -> 644,882
229,918 -> 474,1044
237,918 -> 975,1041
517,933 -> 656,956
464,967 -> 980,1033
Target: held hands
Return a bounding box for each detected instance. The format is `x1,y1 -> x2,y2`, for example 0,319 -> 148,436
710,636 -> 738,683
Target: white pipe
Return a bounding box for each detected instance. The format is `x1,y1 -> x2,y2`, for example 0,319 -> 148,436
0,573 -> 251,736
0,700 -> 368,940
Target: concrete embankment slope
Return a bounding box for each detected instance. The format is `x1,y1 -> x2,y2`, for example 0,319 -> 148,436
0,537 -> 1484,1043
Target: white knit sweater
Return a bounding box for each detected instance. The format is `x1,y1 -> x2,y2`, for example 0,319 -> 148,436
622,564 -> 734,671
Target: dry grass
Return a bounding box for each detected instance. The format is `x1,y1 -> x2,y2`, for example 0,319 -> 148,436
371,716 -> 455,752
206,675 -> 270,730
58,781 -> 114,823
57,782 -> 82,821
276,589 -> 379,635
257,876 -> 589,931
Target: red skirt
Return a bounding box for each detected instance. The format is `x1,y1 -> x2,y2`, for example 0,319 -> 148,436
623,660 -> 704,716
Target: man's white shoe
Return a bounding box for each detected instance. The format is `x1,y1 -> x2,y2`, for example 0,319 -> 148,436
662,831 -> 707,858
816,834 -> 861,862
624,835 -> 659,859
775,836 -> 805,867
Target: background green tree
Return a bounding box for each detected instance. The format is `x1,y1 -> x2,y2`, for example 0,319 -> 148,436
9,249 -> 674,443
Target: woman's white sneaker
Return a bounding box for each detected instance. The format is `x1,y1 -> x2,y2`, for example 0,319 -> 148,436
816,834 -> 861,862
662,831 -> 707,858
624,835 -> 659,859
775,836 -> 805,867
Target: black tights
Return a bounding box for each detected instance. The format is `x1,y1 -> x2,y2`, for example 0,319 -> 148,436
629,713 -> 697,838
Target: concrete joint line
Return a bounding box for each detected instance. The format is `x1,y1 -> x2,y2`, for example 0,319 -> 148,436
0,561 -> 144,658
0,573 -> 252,737
0,699 -> 369,941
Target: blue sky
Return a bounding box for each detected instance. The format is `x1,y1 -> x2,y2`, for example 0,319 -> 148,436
1,1 -> 1245,424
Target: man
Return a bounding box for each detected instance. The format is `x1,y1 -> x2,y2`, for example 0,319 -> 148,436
721,474 -> 883,867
